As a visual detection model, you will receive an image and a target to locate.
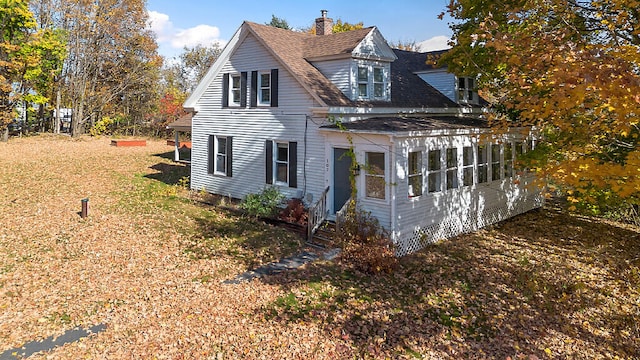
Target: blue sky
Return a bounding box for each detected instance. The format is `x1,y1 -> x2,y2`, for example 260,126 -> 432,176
146,0 -> 454,59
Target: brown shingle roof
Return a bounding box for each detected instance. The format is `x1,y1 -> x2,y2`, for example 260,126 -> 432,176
167,113 -> 192,131
303,27 -> 375,59
245,21 -> 357,107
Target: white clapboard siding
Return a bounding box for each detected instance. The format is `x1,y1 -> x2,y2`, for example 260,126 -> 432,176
418,70 -> 456,103
312,58 -> 352,99
190,33 -> 327,202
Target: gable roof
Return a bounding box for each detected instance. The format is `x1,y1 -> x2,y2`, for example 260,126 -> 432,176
185,21 -> 470,111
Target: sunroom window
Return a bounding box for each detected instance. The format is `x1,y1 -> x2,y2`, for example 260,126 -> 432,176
408,151 -> 423,197
462,146 -> 474,186
428,149 -> 442,193
365,152 -> 385,199
491,144 -> 502,181
446,148 -> 459,189
477,145 -> 488,183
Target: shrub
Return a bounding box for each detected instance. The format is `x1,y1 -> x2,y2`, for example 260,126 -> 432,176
278,198 -> 308,226
336,200 -> 397,274
240,186 -> 285,218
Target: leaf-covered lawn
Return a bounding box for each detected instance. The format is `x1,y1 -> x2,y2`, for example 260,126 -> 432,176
0,136 -> 638,359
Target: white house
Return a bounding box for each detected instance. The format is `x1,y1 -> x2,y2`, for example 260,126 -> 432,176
183,11 -> 543,255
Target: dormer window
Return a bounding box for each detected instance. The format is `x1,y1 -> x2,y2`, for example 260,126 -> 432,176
354,63 -> 390,101
357,66 -> 368,97
457,76 -> 478,104
373,67 -> 384,97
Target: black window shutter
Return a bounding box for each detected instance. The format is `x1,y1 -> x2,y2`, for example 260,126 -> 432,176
265,140 -> 273,184
270,69 -> 278,107
289,141 -> 297,188
226,136 -> 233,177
208,135 -> 215,174
222,73 -> 229,107
250,71 -> 258,107
240,72 -> 247,107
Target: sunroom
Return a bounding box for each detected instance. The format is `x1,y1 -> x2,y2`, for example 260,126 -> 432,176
320,115 -> 544,255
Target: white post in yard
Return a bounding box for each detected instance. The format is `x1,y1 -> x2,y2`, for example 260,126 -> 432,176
174,131 -> 180,162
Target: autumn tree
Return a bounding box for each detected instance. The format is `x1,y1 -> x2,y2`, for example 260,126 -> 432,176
0,0 -> 35,141
304,18 -> 364,34
43,0 -> 161,137
443,0 -> 640,210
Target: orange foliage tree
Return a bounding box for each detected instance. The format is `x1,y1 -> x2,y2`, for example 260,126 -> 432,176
442,0 -> 640,209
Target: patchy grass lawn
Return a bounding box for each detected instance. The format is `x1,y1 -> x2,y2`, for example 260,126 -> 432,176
0,135 -> 638,359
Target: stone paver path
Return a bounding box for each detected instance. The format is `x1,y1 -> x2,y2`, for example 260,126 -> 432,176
223,248 -> 340,284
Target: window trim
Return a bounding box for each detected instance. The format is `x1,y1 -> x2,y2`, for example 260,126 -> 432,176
274,141 -> 289,185
229,74 -> 241,107
265,140 -> 297,188
258,71 -> 271,106
214,136 -> 228,176
208,135 -> 232,177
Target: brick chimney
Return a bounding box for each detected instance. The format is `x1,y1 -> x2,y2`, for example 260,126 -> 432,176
315,10 -> 333,35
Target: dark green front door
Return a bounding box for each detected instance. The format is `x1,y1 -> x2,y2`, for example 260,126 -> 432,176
333,148 -> 352,213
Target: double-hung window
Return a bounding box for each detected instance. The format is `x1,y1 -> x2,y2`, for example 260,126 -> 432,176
230,75 -> 241,106
258,71 -> 271,105
462,146 -> 474,186
208,135 -> 232,177
491,144 -> 502,181
408,151 -> 423,197
373,67 -> 385,98
457,77 -> 477,104
446,148 -> 459,189
357,66 -> 369,98
365,152 -> 385,199
428,149 -> 442,193
477,145 -> 488,183
275,142 -> 289,184
265,140 -> 297,188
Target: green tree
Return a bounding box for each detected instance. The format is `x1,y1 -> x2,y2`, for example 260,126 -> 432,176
0,0 -> 37,141
266,14 -> 291,30
443,0 -> 640,207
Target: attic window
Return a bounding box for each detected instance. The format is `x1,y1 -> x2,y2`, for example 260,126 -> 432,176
373,67 -> 384,97
230,75 -> 241,106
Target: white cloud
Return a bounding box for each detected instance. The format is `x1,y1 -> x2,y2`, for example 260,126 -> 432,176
172,24 -> 222,49
147,10 -> 224,53
417,35 -> 451,52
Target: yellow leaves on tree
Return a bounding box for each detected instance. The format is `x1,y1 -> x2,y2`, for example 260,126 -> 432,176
443,0 -> 640,202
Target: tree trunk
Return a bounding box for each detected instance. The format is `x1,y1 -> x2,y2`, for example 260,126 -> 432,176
1,127 -> 8,142
54,88 -> 60,134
